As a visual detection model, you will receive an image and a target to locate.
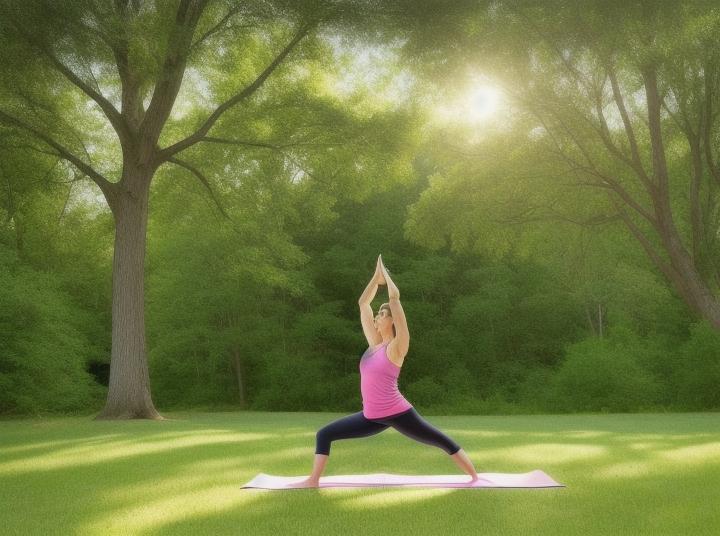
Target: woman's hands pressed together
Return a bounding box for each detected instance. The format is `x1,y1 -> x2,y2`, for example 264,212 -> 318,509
374,255 -> 387,286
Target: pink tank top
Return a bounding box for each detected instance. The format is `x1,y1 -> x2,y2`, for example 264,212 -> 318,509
359,343 -> 412,419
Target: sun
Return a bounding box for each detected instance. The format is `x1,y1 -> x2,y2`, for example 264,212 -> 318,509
431,82 -> 503,126
468,86 -> 500,120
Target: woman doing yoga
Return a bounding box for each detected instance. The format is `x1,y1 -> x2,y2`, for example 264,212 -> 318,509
293,255 -> 479,488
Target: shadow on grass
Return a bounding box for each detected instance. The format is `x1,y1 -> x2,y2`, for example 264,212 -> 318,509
0,412 -> 718,536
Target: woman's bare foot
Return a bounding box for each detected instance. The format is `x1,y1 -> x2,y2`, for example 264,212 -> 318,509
286,478 -> 319,489
450,449 -> 479,481
287,454 -> 328,489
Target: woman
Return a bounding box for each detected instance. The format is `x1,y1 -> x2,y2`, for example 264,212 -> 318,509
293,255 -> 478,487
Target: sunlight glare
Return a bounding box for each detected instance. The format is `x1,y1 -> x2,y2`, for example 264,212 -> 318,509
432,82 -> 503,127
468,86 -> 500,120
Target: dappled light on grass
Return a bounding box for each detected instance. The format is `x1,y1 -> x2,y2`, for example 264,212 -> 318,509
593,439 -> 720,481
595,460 -> 655,480
444,429 -> 513,438
0,430 -> 272,474
459,426 -> 720,482
1,413 -> 718,536
661,442 -> 720,464
339,487 -> 454,510
445,428 -> 613,441
187,445 -> 313,472
465,432 -> 720,481
592,436 -> 720,480
0,436 -> 118,455
255,446 -> 313,461
101,459 -> 251,504
563,431 -> 612,439
81,484 -> 263,536
468,443 -> 607,466
629,442 -> 660,451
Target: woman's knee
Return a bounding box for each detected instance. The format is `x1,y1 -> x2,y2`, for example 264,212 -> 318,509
315,428 -> 332,456
447,444 -> 461,456
391,409 -> 461,454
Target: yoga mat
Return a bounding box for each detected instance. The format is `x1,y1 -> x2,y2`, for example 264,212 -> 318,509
241,470 -> 563,490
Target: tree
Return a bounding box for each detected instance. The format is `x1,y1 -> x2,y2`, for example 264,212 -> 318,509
0,0 -> 414,418
403,0 -> 720,331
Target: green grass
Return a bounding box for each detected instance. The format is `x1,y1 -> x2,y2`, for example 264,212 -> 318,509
0,412 -> 718,536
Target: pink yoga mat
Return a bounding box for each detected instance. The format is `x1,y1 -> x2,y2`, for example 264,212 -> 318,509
241,470 -> 563,489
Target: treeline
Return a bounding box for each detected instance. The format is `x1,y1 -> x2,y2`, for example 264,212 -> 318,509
2,167 -> 717,416
1,0 -> 719,418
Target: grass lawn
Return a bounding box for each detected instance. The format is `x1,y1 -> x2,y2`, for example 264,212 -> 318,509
0,412 -> 718,536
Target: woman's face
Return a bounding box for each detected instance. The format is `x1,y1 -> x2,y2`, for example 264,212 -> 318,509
374,308 -> 393,331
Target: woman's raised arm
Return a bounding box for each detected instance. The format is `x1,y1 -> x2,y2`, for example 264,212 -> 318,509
380,260 -> 409,364
359,256 -> 385,347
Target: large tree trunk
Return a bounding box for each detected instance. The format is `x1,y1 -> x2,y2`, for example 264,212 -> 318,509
96,175 -> 160,420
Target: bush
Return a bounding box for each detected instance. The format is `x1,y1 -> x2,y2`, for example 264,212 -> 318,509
674,321 -> 720,410
516,367 -> 558,413
0,257 -> 104,415
553,337 -> 660,413
405,377 -> 446,409
250,348 -> 329,411
442,364 -> 477,398
147,332 -> 243,410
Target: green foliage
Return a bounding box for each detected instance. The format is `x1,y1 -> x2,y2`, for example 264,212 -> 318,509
145,166 -> 308,409
0,139 -> 111,414
405,377 -> 446,409
553,337 -> 660,413
674,321 -> 720,410
3,165 -> 715,416
250,303 -> 362,412
402,0 -> 720,332
0,248 -> 104,414
1,0 -> 717,417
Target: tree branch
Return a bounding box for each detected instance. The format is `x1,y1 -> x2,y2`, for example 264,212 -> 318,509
166,156 -> 231,220
160,22 -> 313,159
190,5 -> 242,50
544,205 -> 622,228
141,0 -> 211,141
606,65 -> 649,180
544,139 -> 657,227
702,58 -> 720,186
533,105 -> 657,226
642,67 -> 672,205
610,196 -> 670,274
0,110 -> 114,200
610,195 -> 704,316
201,137 -> 286,151
592,83 -> 657,195
40,0 -> 118,52
7,9 -> 129,140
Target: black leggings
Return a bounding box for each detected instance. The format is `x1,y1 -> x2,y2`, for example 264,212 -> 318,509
315,408 -> 461,456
